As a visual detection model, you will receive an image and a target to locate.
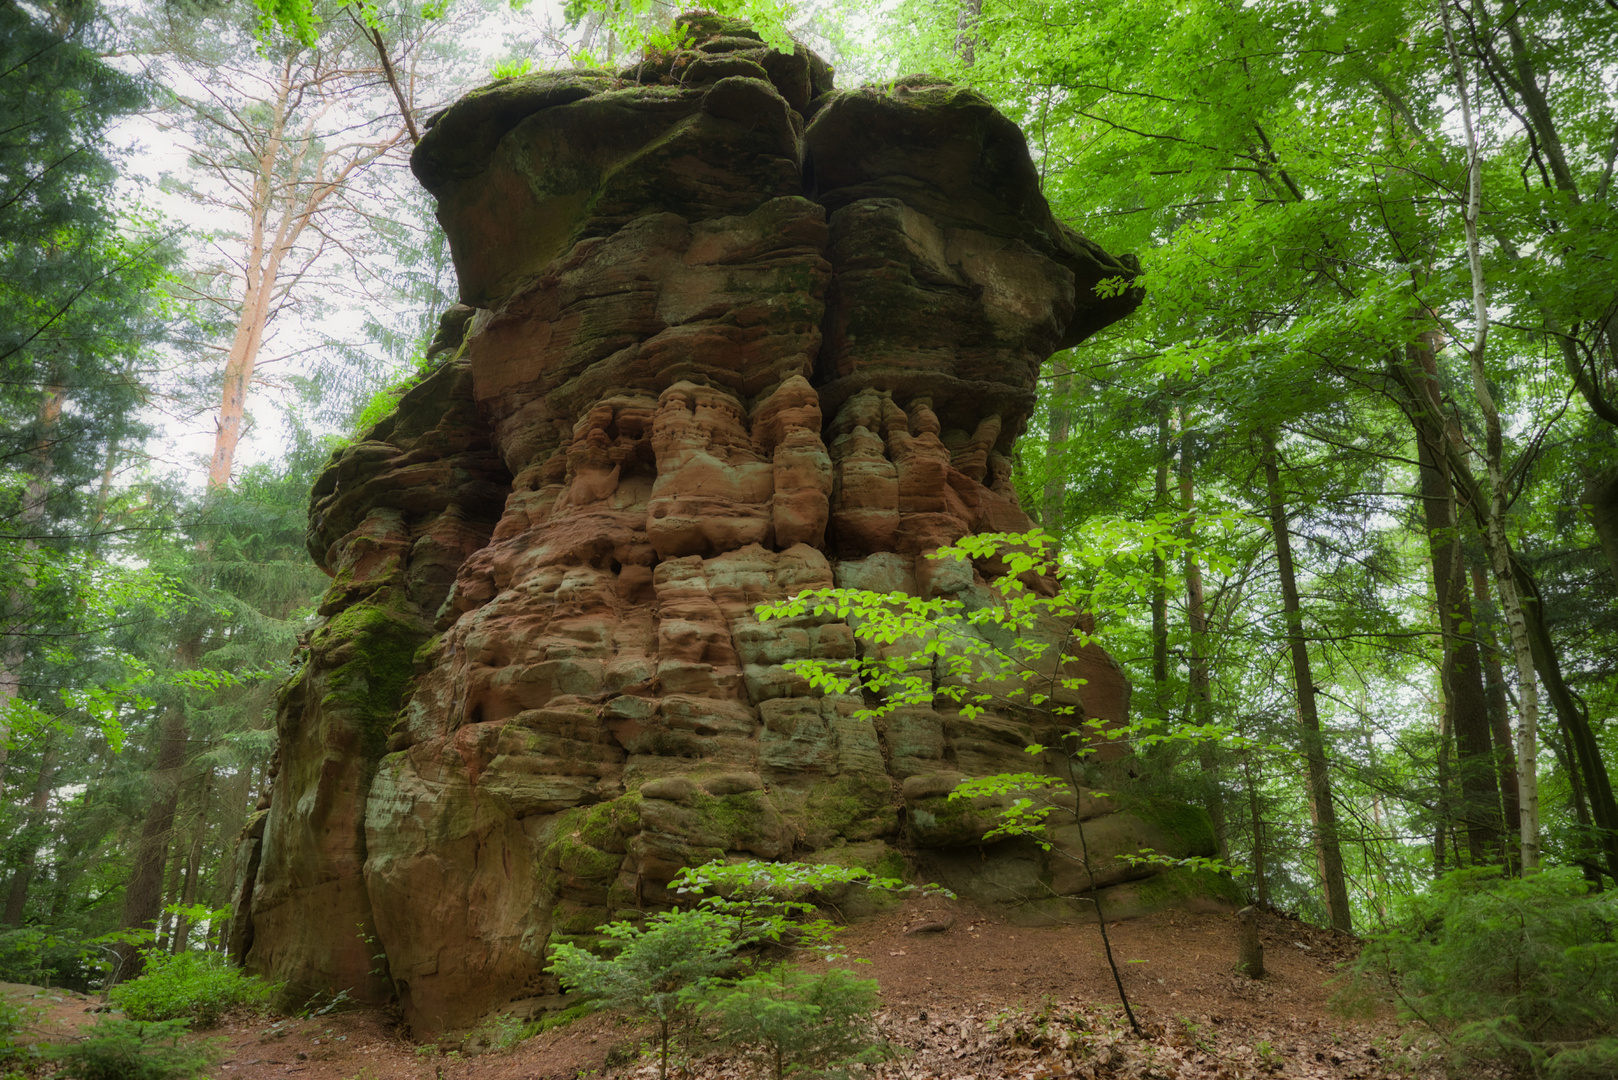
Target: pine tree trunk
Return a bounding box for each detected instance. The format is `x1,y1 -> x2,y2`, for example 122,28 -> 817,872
1433,701 -> 1452,875
170,769 -> 212,954
1151,401 -> 1170,705
1469,560 -> 1521,867
155,845 -> 186,953
1244,753 -> 1268,906
114,704 -> 189,981
1261,437 -> 1353,931
2,739 -> 58,925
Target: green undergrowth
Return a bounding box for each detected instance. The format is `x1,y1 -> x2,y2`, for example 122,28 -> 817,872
0,998 -> 39,1078
44,1017 -> 216,1080
535,1000 -> 593,1033
544,858 -> 930,1079
1344,867 -> 1618,1079
110,950 -> 276,1027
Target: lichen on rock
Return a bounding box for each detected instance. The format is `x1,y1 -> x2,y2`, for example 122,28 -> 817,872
236,12 -> 1223,1037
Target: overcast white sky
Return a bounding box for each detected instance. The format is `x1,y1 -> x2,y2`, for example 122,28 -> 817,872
103,0 -> 887,490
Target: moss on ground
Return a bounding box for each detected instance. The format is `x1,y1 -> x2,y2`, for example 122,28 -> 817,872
530,1000 -> 593,1035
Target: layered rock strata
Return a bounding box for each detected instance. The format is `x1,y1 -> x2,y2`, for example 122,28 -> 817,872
238,15 -> 1224,1036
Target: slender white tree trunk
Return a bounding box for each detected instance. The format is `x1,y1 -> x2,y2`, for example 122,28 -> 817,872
1441,4 -> 1539,873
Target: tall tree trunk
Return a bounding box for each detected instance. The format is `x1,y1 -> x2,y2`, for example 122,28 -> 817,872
170,768 -> 213,954
1179,417 -> 1227,859
1151,400 -> 1171,708
1441,8 -> 1541,873
2,738 -> 58,925
1587,466 -> 1618,591
115,703 -> 189,981
1040,359 -> 1073,551
1261,436 -> 1353,931
155,845 -> 185,953
1512,559 -> 1618,880
1244,753 -> 1268,906
1433,700 -> 1453,875
199,54 -> 406,490
1407,340 -> 1503,864
1469,559 -> 1521,867
954,0 -> 981,65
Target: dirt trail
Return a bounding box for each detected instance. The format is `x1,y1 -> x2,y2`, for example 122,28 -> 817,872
22,905 -> 1434,1080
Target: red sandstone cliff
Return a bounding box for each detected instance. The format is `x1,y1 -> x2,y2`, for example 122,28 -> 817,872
235,15 -> 1222,1036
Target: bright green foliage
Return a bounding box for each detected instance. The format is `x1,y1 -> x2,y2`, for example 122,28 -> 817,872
1,0 -> 181,751
109,951 -> 276,1027
490,57 -> 533,79
468,1009 -> 531,1051
760,528 -> 1247,750
547,908 -> 738,1080
1355,868 -> 1618,1078
704,966 -> 891,1080
44,1017 -> 214,1080
670,859 -> 948,956
845,0 -> 1618,919
0,926 -> 96,988
547,859 -> 919,1077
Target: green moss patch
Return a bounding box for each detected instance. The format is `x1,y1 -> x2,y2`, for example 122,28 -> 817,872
1124,798 -> 1218,858
313,597 -> 429,759
1131,864 -> 1244,910
801,775 -> 893,843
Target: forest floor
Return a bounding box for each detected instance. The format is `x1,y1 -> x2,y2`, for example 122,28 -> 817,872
7,901 -> 1443,1080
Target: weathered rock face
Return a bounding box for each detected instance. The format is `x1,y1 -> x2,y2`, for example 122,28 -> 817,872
239,15 -> 1224,1036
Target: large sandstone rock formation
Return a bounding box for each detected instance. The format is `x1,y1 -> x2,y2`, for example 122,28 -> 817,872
236,15 -> 1225,1035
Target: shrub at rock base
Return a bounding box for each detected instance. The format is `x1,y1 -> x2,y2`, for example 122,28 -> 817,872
548,908 -> 737,1080
111,951 -> 275,1027
548,860 -> 911,1079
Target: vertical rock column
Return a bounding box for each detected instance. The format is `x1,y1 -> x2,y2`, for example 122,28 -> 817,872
240,362 -> 508,1005
242,15 -> 1229,1039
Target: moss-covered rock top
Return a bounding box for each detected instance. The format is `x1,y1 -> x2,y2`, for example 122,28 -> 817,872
411,16 -> 832,197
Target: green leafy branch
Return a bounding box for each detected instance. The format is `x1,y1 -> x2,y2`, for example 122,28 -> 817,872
670,859 -> 952,957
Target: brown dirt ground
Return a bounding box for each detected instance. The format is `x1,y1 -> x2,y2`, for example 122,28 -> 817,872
12,903 -> 1440,1080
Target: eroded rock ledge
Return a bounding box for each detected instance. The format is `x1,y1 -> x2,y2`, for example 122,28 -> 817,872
236,14 -> 1225,1036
